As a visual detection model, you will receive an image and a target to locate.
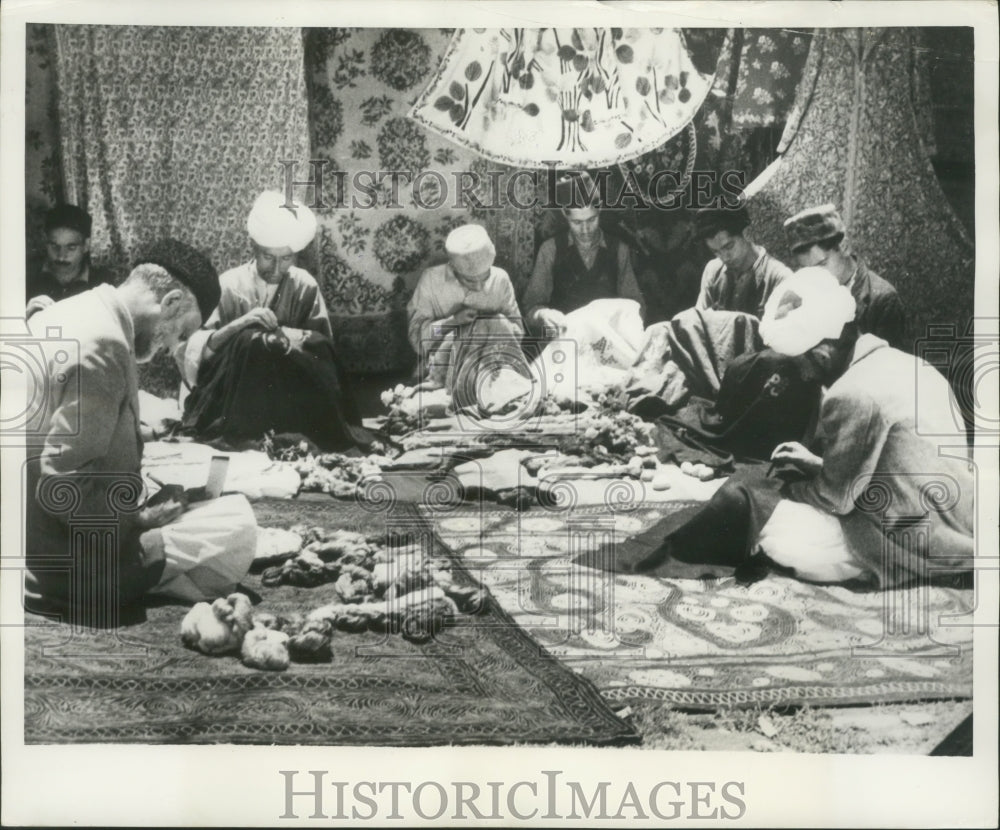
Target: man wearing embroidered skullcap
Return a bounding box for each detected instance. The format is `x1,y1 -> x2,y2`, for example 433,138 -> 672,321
24,239 -> 235,624
523,170 -> 645,339
177,190 -> 371,451
784,203 -> 907,350
407,224 -> 528,408
616,267 -> 973,589
693,200 -> 792,319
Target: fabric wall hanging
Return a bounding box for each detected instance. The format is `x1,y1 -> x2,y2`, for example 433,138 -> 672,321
410,28 -> 714,169
25,25 -> 64,268
712,29 -> 813,129
745,28 -> 974,353
53,26 -> 311,277
304,27 -> 541,375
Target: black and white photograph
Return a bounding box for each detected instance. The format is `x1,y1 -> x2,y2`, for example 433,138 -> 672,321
1,1 -> 997,826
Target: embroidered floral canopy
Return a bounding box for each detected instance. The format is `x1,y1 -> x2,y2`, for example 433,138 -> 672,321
410,28 -> 713,169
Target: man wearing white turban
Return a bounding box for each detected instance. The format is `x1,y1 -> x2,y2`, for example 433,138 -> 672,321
756,268 -> 973,583
178,191 -> 370,450
203,190 -> 330,349
612,267 -> 973,588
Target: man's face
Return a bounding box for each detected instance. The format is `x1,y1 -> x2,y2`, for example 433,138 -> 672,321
706,229 -> 754,271
452,265 -> 491,292
793,244 -> 830,270
565,207 -> 601,248
794,340 -> 845,385
45,227 -> 89,284
253,245 -> 296,285
136,292 -> 203,364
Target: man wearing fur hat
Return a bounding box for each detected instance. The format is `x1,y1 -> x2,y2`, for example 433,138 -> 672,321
178,191 -> 369,451
23,239 -> 245,624
784,203 -> 907,350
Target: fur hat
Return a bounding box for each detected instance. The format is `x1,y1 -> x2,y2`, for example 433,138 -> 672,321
132,238 -> 220,320
783,203 -> 846,253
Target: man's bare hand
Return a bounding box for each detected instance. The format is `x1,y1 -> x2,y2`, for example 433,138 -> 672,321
450,307 -> 479,327
26,295 -> 56,319
138,484 -> 188,529
771,441 -> 823,478
532,307 -> 568,337
240,307 -> 279,331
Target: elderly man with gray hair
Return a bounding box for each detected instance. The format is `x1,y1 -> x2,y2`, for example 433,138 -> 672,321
24,240 -> 256,625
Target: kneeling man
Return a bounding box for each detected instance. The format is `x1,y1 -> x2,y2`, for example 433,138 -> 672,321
24,242 -> 255,624
407,224 -> 527,411
628,268 -> 973,587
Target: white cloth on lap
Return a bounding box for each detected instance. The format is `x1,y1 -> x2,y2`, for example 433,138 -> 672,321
141,494 -> 257,603
757,498 -> 866,583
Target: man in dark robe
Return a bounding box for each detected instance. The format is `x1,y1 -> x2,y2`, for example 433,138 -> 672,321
178,192 -> 370,451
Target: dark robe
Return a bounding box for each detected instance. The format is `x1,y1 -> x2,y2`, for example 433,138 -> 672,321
181,326 -> 373,452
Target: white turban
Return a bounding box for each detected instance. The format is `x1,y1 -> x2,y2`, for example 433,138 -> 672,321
246,191 -> 317,253
760,267 -> 857,356
445,224 -> 496,278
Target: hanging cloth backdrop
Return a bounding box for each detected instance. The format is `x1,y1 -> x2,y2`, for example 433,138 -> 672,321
53,26 -> 311,275
410,28 -> 713,169
744,28 -> 974,352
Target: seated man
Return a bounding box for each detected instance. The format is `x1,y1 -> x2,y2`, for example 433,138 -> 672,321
622,268 -> 973,587
26,204 -> 114,318
522,171 -> 645,338
693,202 -> 792,319
784,203 -> 907,350
179,191 -> 369,451
407,224 -> 527,412
24,242 -> 255,624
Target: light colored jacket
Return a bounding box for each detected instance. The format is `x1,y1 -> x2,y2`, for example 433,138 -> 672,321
788,334 -> 974,584
25,285 -> 148,603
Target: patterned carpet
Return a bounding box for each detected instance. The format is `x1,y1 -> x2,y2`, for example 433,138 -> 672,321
23,498 -> 638,746
420,502 -> 975,710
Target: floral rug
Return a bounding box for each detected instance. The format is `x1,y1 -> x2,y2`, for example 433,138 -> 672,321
23,499 -> 637,746
419,503 -> 975,709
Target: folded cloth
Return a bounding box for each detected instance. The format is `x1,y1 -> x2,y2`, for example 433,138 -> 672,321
142,494 -> 257,603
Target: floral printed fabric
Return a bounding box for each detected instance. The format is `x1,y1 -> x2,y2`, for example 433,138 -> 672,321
25,25 -> 64,269
713,29 -> 813,128
410,28 -> 713,169
305,28 -> 539,324
747,28 -> 974,353
53,26 -> 311,277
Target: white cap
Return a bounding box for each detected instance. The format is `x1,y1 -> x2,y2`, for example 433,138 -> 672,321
445,224 -> 496,278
